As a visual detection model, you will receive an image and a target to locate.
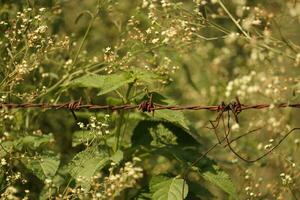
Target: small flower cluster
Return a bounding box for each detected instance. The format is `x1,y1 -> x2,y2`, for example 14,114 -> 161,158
242,169 -> 263,199
0,6 -> 70,97
280,173 -> 293,186
60,158 -> 143,199
78,115 -> 110,135
77,115 -> 111,145
225,71 -> 258,98
1,186 -> 18,200
286,1 -> 300,22
91,157 -> 143,199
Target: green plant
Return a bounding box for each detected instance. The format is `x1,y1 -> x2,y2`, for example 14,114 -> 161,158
0,0 -> 299,199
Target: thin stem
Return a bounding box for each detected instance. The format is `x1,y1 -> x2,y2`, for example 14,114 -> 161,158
72,16 -> 95,67
115,82 -> 135,151
115,111 -> 125,151
218,0 -> 250,39
288,184 -> 299,200
217,0 -> 296,60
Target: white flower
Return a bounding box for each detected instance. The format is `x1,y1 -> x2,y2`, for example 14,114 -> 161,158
251,19 -> 261,26
45,178 -> 52,184
231,123 -> 240,131
39,8 -> 46,12
77,122 -> 85,129
1,158 -> 7,166
151,38 -> 159,44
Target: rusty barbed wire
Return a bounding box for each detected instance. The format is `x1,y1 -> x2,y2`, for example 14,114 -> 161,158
1,96 -> 300,199
179,97 -> 300,199
0,98 -> 300,112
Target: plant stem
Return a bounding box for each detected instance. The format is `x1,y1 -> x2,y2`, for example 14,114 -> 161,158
73,16 -> 95,67
218,0 -> 250,39
218,0 -> 296,60
115,81 -> 135,151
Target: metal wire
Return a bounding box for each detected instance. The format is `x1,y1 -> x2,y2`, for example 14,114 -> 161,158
0,99 -> 299,112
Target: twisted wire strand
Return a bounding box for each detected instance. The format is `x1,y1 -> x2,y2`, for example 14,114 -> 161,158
1,101 -> 300,112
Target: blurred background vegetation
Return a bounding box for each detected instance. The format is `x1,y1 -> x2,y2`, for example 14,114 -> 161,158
0,0 -> 300,199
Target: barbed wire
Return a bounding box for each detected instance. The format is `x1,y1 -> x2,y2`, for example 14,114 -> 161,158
1,97 -> 300,112
1,96 -> 300,199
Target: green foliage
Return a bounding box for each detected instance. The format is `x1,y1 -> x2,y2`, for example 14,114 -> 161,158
65,145 -> 109,190
202,165 -> 237,199
150,176 -> 188,200
0,0 -> 299,199
22,151 -> 60,180
65,72 -> 135,96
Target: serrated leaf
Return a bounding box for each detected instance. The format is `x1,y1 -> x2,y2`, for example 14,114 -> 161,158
0,141 -> 14,157
150,124 -> 177,147
72,130 -> 96,147
150,176 -> 188,200
14,135 -> 52,151
66,145 -> 109,190
137,93 -> 190,131
154,110 -> 190,131
21,151 -> 60,181
64,72 -> 135,96
40,153 -> 60,178
23,159 -> 45,180
131,121 -> 199,147
131,68 -> 160,83
202,165 -> 237,198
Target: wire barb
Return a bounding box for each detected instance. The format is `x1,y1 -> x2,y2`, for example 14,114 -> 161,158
0,98 -> 299,112
138,94 -> 154,115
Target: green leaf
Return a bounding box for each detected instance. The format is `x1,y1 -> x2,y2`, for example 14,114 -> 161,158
154,110 -> 190,131
64,72 -> 135,96
0,141 -> 14,157
14,135 -> 52,151
134,192 -> 151,200
150,176 -> 188,200
40,153 -> 60,178
110,150 -> 123,164
0,167 -> 6,189
22,151 -> 60,181
137,92 -> 191,132
131,68 -> 160,83
150,124 -> 177,147
188,182 -> 215,199
66,145 -> 109,190
131,121 -> 199,147
202,165 -> 237,198
106,96 -> 123,105
24,159 -> 45,180
72,130 -> 96,147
